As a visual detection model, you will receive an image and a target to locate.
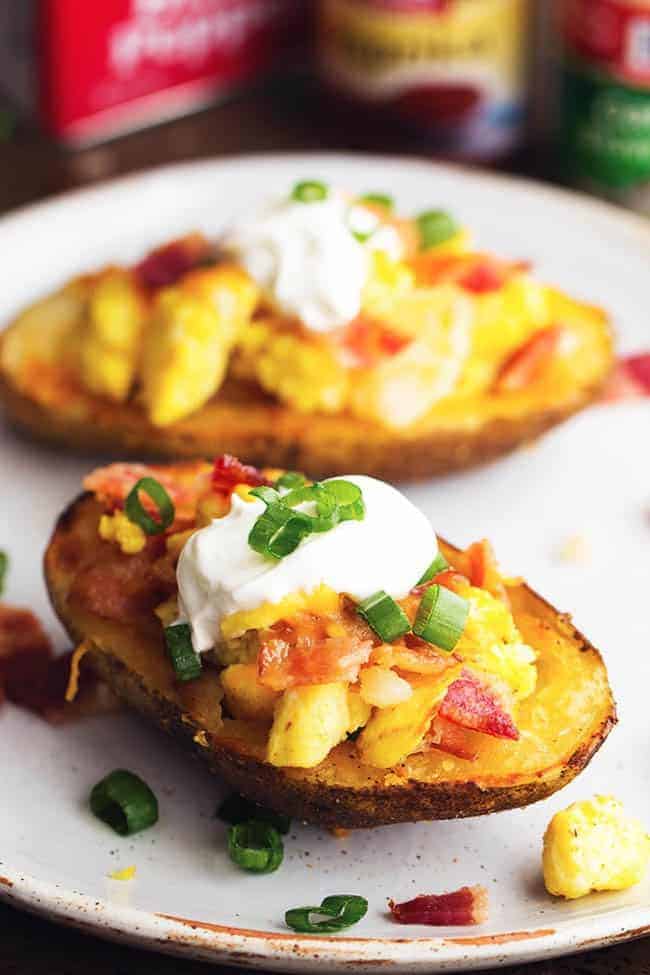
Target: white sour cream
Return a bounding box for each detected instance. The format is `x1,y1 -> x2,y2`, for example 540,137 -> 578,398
225,192 -> 403,333
177,475 -> 437,654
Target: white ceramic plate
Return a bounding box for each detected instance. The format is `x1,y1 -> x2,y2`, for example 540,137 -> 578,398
1,154 -> 650,973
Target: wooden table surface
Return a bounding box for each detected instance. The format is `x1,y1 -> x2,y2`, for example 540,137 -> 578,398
0,82 -> 646,974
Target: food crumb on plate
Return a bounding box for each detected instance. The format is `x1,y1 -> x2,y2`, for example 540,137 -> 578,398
108,865 -> 137,881
556,534 -> 591,565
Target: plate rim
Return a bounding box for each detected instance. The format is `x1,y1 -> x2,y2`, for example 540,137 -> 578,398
2,151 -> 650,972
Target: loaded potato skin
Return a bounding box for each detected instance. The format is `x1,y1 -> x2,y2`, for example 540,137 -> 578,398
1,186 -> 613,480
43,458 -> 616,829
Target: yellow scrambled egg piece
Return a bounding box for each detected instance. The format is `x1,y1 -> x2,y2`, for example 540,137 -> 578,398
220,584 -> 340,640
456,586 -> 537,700
140,266 -> 258,426
267,683 -> 369,768
109,865 -> 137,881
99,510 -> 146,554
79,270 -> 145,401
543,796 -> 650,899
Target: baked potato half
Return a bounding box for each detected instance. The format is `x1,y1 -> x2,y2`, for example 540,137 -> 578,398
44,491 -> 616,829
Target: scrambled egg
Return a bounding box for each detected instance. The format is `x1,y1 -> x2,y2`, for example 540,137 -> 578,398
220,584 -> 340,641
79,270 -> 145,402
456,586 -> 537,700
99,510 -> 146,554
543,796 -> 650,899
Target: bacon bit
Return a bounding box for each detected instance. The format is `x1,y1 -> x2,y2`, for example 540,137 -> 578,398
411,253 -> 527,294
427,715 -> 479,761
411,569 -> 469,599
603,353 -> 650,402
389,886 -> 488,926
84,460 -> 212,524
371,638 -> 458,676
439,671 -> 519,740
449,540 -> 508,604
338,315 -> 411,368
494,326 -> 563,393
258,615 -> 373,691
134,233 -> 212,291
65,641 -> 91,702
211,454 -> 270,494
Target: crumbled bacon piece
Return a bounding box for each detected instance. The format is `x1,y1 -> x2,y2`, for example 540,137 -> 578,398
603,353 -> 650,402
258,613 -> 373,692
211,454 -> 270,494
426,715 -> 479,761
389,886 -> 488,926
68,548 -> 173,623
338,315 -> 411,368
412,252 -> 528,294
84,460 -> 211,523
134,233 -> 212,290
439,671 -> 519,741
494,326 -> 563,393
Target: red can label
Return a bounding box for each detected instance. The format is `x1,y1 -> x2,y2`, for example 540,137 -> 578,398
36,0 -> 307,141
564,0 -> 650,84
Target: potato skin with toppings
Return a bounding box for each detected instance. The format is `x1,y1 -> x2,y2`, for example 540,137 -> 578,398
1,291 -> 611,480
43,493 -> 616,829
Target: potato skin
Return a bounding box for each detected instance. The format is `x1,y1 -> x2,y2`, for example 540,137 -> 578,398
0,292 -> 612,481
44,494 -> 616,829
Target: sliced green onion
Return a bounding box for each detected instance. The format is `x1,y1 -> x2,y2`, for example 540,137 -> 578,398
357,590 -> 411,642
275,472 -> 307,490
324,479 -> 365,522
228,820 -> 284,873
89,769 -> 158,836
217,794 -> 291,834
360,192 -> 394,210
413,583 -> 469,651
125,476 -> 175,535
416,551 -> 449,586
291,180 -> 328,203
285,895 -> 368,933
416,210 -> 459,250
249,485 -> 281,506
0,550 -> 7,597
248,503 -> 313,560
164,622 -> 201,682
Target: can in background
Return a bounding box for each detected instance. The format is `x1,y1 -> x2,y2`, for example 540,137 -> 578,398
0,0 -> 310,145
560,0 -> 650,213
317,0 -> 533,162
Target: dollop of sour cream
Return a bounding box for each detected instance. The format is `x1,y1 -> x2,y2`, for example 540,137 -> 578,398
225,192 -> 402,333
177,475 -> 437,655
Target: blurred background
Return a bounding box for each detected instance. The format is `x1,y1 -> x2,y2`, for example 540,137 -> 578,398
0,0 -> 649,217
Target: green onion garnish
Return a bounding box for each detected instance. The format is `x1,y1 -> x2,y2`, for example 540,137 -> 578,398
275,471 -> 307,490
228,820 -> 284,873
291,180 -> 328,203
285,895 -> 368,933
416,209 -> 459,250
217,793 -> 291,834
125,476 -> 175,535
248,503 -> 313,560
416,551 -> 449,586
360,192 -> 394,210
164,622 -> 202,682
0,550 -> 8,597
248,478 -> 365,561
89,769 -> 158,836
413,583 -> 469,651
357,591 -> 411,642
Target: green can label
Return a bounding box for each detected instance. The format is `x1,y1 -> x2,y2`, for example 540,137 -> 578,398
562,57 -> 650,190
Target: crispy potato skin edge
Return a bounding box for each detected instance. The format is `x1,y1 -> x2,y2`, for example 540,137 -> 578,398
43,495 -> 617,829
1,360 -> 610,482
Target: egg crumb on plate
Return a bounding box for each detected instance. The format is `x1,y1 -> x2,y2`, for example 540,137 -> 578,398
108,864 -> 137,881
543,796 -> 650,900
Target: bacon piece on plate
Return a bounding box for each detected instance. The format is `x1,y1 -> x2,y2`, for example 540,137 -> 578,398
494,326 -> 563,393
211,454 -> 270,493
389,885 -> 488,926
603,353 -> 650,402
439,671 -> 519,740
